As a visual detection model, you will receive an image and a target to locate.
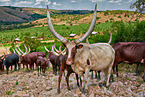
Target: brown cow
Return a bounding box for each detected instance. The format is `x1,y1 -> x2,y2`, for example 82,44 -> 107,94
15,45 -> 38,72
51,44 -> 81,93
112,42 -> 145,81
36,56 -> 49,76
44,45 -> 60,75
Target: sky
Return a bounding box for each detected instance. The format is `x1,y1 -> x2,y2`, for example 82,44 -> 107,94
0,0 -> 136,11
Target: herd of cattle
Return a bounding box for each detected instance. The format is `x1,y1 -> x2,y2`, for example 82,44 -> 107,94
0,4 -> 145,94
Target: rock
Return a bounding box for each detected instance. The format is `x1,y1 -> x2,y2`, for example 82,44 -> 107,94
46,86 -> 52,91
0,80 -> 3,85
12,91 -> 29,97
89,92 -> 94,97
137,91 -> 143,97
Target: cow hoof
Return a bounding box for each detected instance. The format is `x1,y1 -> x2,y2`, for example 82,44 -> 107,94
57,90 -> 60,94
83,89 -> 88,95
67,87 -> 71,91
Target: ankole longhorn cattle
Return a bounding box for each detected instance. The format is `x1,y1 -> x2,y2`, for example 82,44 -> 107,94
112,42 -> 145,81
44,45 -> 60,75
47,4 -> 115,93
51,43 -> 81,93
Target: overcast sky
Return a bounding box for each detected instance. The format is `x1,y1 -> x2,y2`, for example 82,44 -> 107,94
0,0 -> 136,11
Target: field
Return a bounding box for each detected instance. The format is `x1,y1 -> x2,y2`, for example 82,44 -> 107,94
0,8 -> 145,96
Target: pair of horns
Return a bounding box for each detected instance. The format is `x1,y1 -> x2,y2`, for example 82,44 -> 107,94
15,44 -> 30,55
44,44 -> 66,56
47,4 -> 97,44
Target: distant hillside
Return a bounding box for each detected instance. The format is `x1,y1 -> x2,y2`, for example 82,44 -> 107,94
0,6 -> 46,25
0,6 -> 94,25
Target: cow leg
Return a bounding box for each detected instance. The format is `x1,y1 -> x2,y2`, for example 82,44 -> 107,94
143,59 -> 145,82
75,74 -> 81,87
26,64 -> 29,72
57,65 -> 64,93
110,69 -> 114,82
37,66 -> 39,76
66,70 -> 72,91
135,63 -> 139,75
104,64 -> 113,87
23,63 -> 25,68
82,67 -> 90,94
58,65 -> 60,75
18,63 -> 20,71
14,64 -> 17,71
10,65 -> 13,73
6,65 -> 9,74
97,71 -> 101,80
33,63 -> 34,70
29,63 -> 33,72
116,64 -> 119,77
91,71 -> 93,79
3,65 -> 4,71
52,65 -> 57,75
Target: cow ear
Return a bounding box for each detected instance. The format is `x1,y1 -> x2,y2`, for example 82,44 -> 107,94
76,44 -> 83,49
63,43 -> 66,47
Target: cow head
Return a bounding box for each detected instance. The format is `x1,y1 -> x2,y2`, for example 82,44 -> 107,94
15,44 -> 30,64
46,4 -> 97,65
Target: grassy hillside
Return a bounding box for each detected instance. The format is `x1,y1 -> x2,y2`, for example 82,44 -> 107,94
0,6 -> 46,25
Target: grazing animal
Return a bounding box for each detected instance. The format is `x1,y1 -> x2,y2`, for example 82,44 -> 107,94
3,54 -> 19,74
51,44 -> 81,93
44,46 -> 60,75
46,4 -> 115,94
37,52 -> 46,58
112,42 -> 145,81
36,56 -> 49,76
15,45 -> 37,71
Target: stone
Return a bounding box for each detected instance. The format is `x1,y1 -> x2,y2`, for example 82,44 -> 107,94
46,86 -> 52,91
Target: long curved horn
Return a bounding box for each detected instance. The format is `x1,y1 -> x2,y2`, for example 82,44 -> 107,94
18,45 -> 24,54
44,45 -> 49,52
12,48 -> 16,54
61,48 -> 66,55
23,44 -> 28,55
47,5 -> 68,44
62,48 -> 66,53
86,37 -> 90,44
52,45 -> 59,56
59,45 -> 62,52
108,32 -> 112,44
53,43 -> 60,53
15,45 -> 21,55
74,4 -> 97,43
27,45 -> 31,53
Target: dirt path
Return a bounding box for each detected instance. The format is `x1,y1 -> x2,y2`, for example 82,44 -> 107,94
0,64 -> 145,96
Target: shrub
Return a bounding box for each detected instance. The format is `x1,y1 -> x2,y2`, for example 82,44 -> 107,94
109,18 -> 114,21
118,15 -> 122,18
104,12 -> 109,16
113,20 -> 145,43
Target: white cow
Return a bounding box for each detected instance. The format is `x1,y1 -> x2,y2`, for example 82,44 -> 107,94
46,3 -> 115,93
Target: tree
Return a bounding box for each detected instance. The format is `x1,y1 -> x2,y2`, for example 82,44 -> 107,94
130,0 -> 145,13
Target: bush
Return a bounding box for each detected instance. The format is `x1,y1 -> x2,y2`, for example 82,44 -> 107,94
118,15 -> 122,18
104,12 -> 109,16
112,20 -> 145,43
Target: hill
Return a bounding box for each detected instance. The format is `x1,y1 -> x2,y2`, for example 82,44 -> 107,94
0,6 -> 46,25
0,6 -> 94,25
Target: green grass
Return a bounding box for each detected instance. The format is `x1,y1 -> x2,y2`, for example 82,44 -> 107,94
0,22 -> 112,43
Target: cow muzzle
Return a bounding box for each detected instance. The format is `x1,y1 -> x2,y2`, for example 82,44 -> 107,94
66,58 -> 73,65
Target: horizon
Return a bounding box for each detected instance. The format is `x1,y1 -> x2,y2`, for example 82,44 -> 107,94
0,5 -> 136,12
0,0 -> 136,11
